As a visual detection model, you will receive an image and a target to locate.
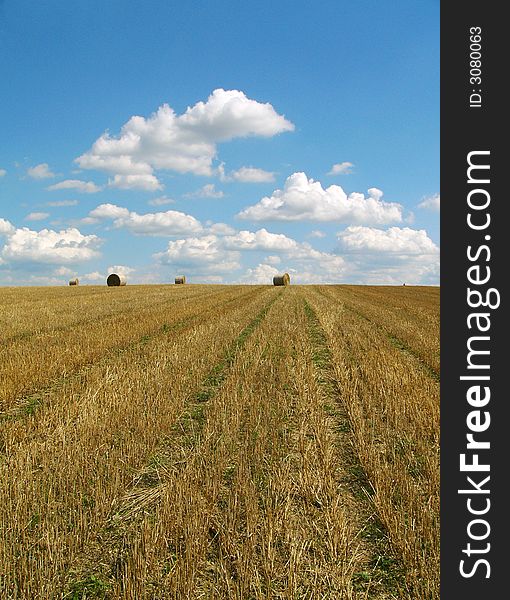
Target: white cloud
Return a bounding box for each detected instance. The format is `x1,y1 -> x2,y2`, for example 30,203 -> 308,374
242,263 -> 280,284
46,199 -> 79,207
107,173 -> 163,191
241,246 -> 347,284
337,226 -> 438,255
308,229 -> 326,238
0,169 -> 7,177
55,266 -> 75,276
148,196 -> 175,206
89,203 -> 202,236
107,265 -> 135,276
223,228 -> 299,251
82,271 -> 104,282
27,163 -> 56,179
237,172 -> 403,224
154,235 -> 240,273
186,183 -> 224,198
25,212 -> 50,221
47,179 -> 102,193
418,193 -> 440,212
218,163 -> 275,183
367,187 -> 383,201
0,226 -> 102,264
154,227 -> 346,284
89,203 -> 130,220
0,218 -> 15,236
265,255 -> 281,265
327,161 -> 354,175
179,89 -> 294,140
207,222 -> 236,235
336,226 -> 439,285
76,89 -> 294,184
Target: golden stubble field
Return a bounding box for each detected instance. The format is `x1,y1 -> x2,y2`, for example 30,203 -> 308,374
0,284 -> 439,600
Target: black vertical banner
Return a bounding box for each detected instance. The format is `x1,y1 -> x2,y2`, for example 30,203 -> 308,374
441,2 -> 506,598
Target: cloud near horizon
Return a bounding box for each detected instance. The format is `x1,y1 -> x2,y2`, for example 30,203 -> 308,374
237,172 -> 403,225
154,227 -> 347,283
335,225 -> 439,285
87,203 -> 203,236
0,218 -> 101,265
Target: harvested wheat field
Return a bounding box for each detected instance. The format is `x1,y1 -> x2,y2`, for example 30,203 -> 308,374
0,284 -> 439,600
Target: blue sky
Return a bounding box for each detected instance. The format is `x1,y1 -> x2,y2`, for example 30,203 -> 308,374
0,0 -> 439,285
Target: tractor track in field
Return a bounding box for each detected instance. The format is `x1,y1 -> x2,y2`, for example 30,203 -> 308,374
0,287 -> 233,346
0,287 -> 269,423
63,293 -> 281,599
315,287 -> 439,382
303,298 -> 405,599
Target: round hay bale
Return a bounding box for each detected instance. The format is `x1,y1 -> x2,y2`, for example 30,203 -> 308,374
175,275 -> 186,284
68,278 -> 79,286
273,273 -> 290,286
107,273 -> 127,287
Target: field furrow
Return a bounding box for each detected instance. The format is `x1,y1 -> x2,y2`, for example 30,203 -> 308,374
317,286 -> 440,376
0,288 -> 273,598
63,293 -> 281,600
0,286 -> 223,344
302,287 -> 439,599
0,286 -> 263,411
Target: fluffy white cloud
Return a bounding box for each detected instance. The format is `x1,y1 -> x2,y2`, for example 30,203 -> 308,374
242,263 -> 280,284
308,229 -> 326,238
241,248 -> 346,284
154,235 -> 240,273
155,227 -> 346,284
337,226 -> 438,255
327,161 -> 354,175
81,271 -> 104,282
107,173 -> 163,191
237,172 -> 403,224
89,203 -> 202,236
228,166 -> 275,183
206,222 -> 236,235
264,255 -> 281,265
47,179 -> 102,193
0,218 -> 15,236
54,266 -> 75,276
336,226 -> 439,284
76,89 -> 294,184
25,212 -> 50,221
223,228 -> 299,251
1,226 -> 101,264
179,89 -> 294,140
418,193 -> 440,212
116,209 -> 202,236
89,203 -> 130,220
107,264 -> 135,276
186,183 -> 224,198
0,169 -> 6,177
27,163 -> 56,179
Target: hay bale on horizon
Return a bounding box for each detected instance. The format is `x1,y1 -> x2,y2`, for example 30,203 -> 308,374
107,273 -> 127,287
175,275 -> 186,284
68,278 -> 79,286
273,273 -> 290,286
